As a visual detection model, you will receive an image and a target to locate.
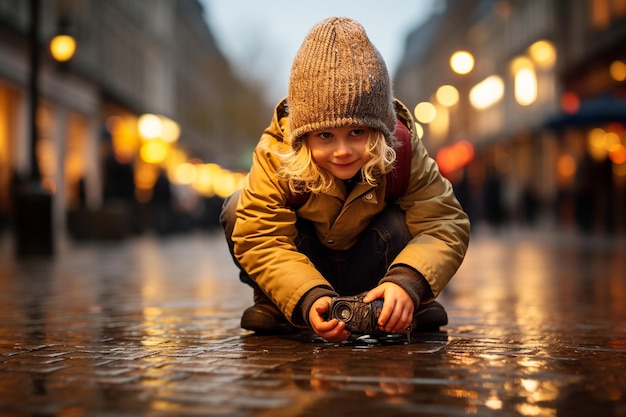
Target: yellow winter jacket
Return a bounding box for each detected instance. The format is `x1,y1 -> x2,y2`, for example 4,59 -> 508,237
232,98 -> 470,324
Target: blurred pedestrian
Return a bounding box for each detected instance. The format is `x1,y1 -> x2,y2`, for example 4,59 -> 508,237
151,169 -> 174,234
102,131 -> 134,205
220,17 -> 470,342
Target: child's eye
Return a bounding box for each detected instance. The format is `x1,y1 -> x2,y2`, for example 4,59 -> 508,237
350,128 -> 366,136
318,132 -> 333,139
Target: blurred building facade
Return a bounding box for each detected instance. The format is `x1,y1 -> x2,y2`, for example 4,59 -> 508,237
395,0 -> 626,235
0,0 -> 269,241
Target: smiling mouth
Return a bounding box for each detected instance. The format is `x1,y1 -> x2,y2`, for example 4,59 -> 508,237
333,161 -> 356,168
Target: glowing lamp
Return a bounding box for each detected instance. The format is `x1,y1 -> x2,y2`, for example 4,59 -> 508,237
450,51 -> 474,75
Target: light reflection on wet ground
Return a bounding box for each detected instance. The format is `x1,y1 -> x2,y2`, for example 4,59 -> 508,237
0,228 -> 624,416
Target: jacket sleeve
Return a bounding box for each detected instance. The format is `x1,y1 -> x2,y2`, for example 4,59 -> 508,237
392,131 -> 471,297
232,136 -> 332,325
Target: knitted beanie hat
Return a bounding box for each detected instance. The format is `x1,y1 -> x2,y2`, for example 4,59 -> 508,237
288,17 -> 396,145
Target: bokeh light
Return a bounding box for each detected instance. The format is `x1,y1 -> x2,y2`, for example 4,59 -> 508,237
469,75 -> 504,109
435,85 -> 459,107
528,40 -> 556,68
510,57 -> 538,106
414,102 -> 437,124
140,141 -> 169,164
610,60 -> 626,81
49,34 -> 77,62
609,145 -> 626,165
557,154 -> 576,181
514,67 -> 538,106
450,50 -> 474,74
588,128 -> 608,161
174,162 -> 197,185
138,114 -> 163,140
435,140 -> 474,175
160,117 -> 181,143
561,92 -> 580,114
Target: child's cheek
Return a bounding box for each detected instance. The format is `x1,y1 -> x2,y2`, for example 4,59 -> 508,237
310,150 -> 325,165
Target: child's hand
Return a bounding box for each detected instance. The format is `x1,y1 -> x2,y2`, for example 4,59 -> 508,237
309,296 -> 350,343
363,283 -> 414,334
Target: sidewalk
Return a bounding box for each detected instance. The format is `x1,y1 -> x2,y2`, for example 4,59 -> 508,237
0,229 -> 624,416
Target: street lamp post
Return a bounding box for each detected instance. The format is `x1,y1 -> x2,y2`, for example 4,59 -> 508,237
14,0 -> 53,257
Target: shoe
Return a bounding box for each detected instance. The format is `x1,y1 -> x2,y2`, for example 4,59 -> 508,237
241,289 -> 297,334
411,300 -> 448,331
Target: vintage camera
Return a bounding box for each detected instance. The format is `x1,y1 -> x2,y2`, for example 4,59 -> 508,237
329,294 -> 385,335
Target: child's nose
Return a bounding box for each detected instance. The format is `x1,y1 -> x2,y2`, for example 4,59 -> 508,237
334,138 -> 351,156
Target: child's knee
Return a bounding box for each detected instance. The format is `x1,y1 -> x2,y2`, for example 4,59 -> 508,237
219,190 -> 241,233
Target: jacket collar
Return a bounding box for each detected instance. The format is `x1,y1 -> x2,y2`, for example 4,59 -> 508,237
264,98 -> 290,143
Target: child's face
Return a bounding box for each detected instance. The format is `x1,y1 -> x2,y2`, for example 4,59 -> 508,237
306,126 -> 370,180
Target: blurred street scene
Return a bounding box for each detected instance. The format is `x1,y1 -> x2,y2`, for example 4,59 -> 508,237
393,0 -> 626,239
0,0 -> 265,256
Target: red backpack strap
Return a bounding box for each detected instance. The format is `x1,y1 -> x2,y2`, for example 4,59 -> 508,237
385,119 -> 412,201
286,190 -> 310,209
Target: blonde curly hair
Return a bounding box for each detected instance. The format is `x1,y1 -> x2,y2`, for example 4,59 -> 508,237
277,129 -> 398,195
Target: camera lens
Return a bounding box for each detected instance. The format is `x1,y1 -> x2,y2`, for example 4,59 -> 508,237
332,302 -> 353,322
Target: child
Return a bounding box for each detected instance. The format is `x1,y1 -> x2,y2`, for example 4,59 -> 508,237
220,17 -> 470,343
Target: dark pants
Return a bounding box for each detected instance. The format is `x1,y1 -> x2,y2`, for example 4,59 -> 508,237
219,190 -> 412,296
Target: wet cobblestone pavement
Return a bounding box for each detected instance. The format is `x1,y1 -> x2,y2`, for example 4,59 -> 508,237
0,228 -> 625,416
